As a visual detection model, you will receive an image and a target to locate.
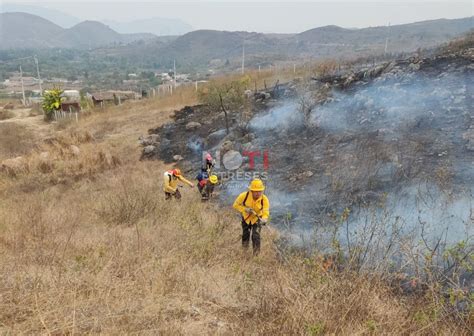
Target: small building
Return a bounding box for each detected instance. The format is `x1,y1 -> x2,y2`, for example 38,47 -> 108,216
123,79 -> 140,85
61,101 -> 80,112
159,72 -> 173,82
60,90 -> 81,112
91,90 -> 138,106
62,90 -> 80,101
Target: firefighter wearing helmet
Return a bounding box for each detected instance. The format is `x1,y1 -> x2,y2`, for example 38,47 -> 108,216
163,168 -> 194,200
232,179 -> 270,255
204,152 -> 214,173
200,174 -> 219,201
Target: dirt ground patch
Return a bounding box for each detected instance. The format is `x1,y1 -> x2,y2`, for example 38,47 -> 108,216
0,123 -> 37,160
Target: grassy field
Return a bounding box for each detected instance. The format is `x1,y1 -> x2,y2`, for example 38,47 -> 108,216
0,75 -> 472,334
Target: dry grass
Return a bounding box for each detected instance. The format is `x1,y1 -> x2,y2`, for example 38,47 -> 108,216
0,162 -> 470,334
0,109 -> 15,120
0,123 -> 36,160
73,86 -> 197,159
207,59 -> 343,94
0,75 -> 471,335
442,31 -> 474,53
0,98 -> 19,107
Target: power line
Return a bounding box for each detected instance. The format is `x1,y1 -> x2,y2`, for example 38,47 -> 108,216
1,55 -> 35,63
1,54 -> 44,93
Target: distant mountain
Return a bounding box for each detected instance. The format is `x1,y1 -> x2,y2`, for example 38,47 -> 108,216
59,21 -> 125,49
297,25 -> 355,44
0,4 -> 192,35
1,12 -> 472,72
124,17 -> 473,71
297,17 -> 474,52
120,30 -> 290,70
0,12 -> 64,49
0,13 -> 156,49
1,3 -> 81,28
162,30 -> 275,62
103,17 -> 193,36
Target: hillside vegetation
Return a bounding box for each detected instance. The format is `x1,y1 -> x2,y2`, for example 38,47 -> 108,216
0,69 -> 472,334
0,12 -> 156,50
1,14 -> 472,74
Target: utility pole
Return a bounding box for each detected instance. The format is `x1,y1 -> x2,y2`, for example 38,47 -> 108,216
173,59 -> 176,89
241,43 -> 245,74
293,63 -> 296,74
384,22 -> 391,55
34,55 -> 43,94
19,65 -> 26,106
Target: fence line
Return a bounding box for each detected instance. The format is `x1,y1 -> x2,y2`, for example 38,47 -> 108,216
54,110 -> 79,122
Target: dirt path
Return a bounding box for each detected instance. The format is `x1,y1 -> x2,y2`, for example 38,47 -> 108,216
0,108 -> 52,139
0,100 -> 191,163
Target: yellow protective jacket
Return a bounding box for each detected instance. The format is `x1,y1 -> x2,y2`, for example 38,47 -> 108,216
163,171 -> 193,193
233,191 -> 270,225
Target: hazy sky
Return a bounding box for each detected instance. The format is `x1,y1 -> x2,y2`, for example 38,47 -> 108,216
3,1 -> 473,33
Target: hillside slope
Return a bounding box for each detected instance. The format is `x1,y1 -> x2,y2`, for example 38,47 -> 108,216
0,3 -> 81,28
59,20 -> 125,49
0,12 -> 64,49
0,60 -> 471,333
297,17 -> 474,47
122,16 -> 473,70
0,13 -> 156,49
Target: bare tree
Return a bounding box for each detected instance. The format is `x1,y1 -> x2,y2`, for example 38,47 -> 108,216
198,77 -> 251,134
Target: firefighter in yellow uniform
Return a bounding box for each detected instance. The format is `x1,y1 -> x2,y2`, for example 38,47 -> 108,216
233,179 -> 270,255
163,168 -> 194,200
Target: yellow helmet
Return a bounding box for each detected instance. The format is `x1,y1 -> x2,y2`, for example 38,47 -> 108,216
249,179 -> 265,191
209,174 -> 218,184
